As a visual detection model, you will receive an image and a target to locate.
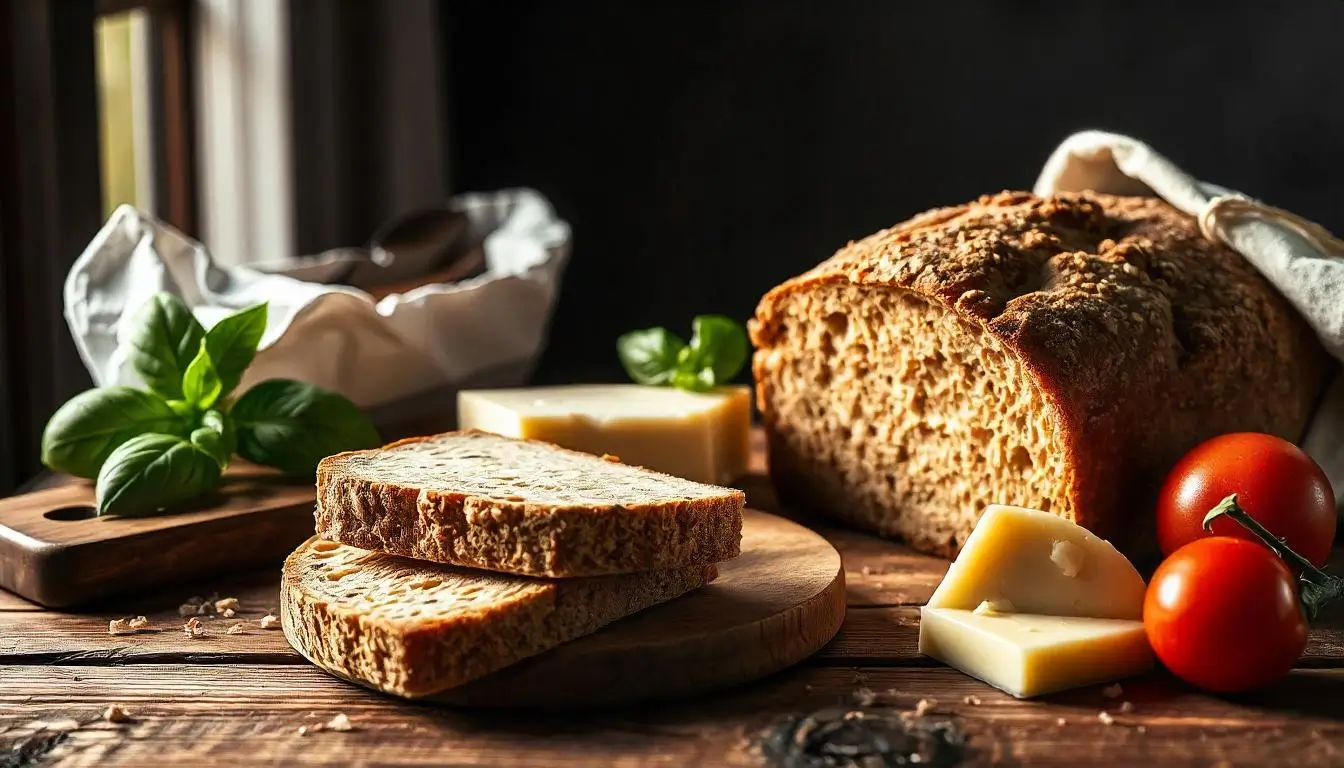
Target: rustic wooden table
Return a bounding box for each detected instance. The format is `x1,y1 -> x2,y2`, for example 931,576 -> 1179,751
3,440 -> 1344,766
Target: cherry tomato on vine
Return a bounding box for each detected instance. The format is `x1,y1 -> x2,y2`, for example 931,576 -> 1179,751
1156,433 -> 1335,566
1144,536 -> 1307,693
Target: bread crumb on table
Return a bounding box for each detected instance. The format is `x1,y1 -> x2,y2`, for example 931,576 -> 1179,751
962,695 -> 981,706
1056,717 -> 1067,726
103,705 -> 134,724
108,616 -> 149,635
1098,711 -> 1115,726
259,614 -> 280,629
226,623 -> 247,635
852,687 -> 877,706
183,617 -> 206,638
214,597 -> 240,614
1118,701 -> 1135,714
298,714 -> 354,736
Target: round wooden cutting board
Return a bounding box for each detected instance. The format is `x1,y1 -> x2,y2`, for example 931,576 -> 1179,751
435,508 -> 845,709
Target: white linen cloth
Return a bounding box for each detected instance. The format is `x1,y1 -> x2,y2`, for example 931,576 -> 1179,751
1035,131 -> 1344,506
63,188 -> 570,411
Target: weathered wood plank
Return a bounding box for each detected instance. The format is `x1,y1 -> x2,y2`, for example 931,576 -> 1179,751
2,665 -> 1343,767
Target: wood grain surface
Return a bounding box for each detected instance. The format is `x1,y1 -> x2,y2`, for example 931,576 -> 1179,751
4,430 -> 1344,766
0,464 -> 315,608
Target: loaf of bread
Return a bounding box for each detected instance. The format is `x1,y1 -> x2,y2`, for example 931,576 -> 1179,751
751,192 -> 1330,558
315,430 -> 745,577
281,537 -> 715,698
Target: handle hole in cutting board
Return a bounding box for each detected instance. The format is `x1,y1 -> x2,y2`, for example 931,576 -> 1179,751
44,506 -> 98,521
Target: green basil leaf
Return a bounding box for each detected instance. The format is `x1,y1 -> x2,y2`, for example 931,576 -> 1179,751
232,379 -> 382,476
190,427 -> 231,469
126,293 -> 206,400
95,433 -> 222,517
679,315 -> 749,388
616,327 -> 687,386
181,341 -> 223,409
671,367 -> 715,393
200,408 -> 237,459
203,302 -> 268,399
41,387 -> 188,479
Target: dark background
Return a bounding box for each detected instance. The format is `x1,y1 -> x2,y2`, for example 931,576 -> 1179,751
445,1 -> 1344,384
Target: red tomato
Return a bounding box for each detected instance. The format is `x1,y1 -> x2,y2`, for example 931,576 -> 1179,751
1145,536 -> 1307,693
1157,433 -> 1335,567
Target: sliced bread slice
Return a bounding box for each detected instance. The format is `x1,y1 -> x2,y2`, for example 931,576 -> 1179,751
281,537 -> 716,698
315,430 -> 745,577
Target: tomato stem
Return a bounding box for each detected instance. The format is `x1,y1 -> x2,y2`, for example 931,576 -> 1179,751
1202,494 -> 1344,622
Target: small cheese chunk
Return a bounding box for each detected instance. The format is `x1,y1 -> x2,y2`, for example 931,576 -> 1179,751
926,505 -> 1146,620
919,608 -> 1155,698
457,384 -> 751,485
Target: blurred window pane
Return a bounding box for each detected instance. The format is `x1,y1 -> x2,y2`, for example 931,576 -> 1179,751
95,10 -> 154,218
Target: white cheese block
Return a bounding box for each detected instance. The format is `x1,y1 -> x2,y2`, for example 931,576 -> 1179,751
918,608 -> 1155,698
925,504 -> 1146,620
457,384 -> 751,485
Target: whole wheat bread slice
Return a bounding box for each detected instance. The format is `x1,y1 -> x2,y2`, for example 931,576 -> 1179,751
281,537 -> 716,698
315,430 -> 745,577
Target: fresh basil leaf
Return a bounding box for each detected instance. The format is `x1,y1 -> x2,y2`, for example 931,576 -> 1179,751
181,341 -> 223,409
190,427 -> 231,469
682,315 -> 749,386
41,387 -> 188,479
232,379 -> 382,476
617,327 -> 687,386
200,408 -> 237,459
95,433 -> 222,517
190,410 -> 236,469
203,302 -> 268,399
166,399 -> 197,421
671,367 -> 715,393
126,293 -> 206,400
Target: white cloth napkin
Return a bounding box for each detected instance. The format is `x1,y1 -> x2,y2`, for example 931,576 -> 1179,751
1035,131 -> 1344,506
63,188 -> 570,411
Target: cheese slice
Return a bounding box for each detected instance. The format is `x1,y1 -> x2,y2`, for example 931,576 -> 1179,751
925,504 -> 1146,620
457,384 -> 751,485
918,608 -> 1154,698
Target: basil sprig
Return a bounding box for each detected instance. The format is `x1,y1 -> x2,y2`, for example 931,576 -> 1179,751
41,293 -> 382,517
617,315 -> 749,392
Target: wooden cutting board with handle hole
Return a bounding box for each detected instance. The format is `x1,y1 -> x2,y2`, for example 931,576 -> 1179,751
0,463 -> 316,608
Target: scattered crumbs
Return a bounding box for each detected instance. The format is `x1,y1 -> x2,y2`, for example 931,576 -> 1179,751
226,623 -> 247,635
1101,683 -> 1123,699
911,699 -> 936,718
259,614 -> 280,630
1118,701 -> 1135,714
853,688 -> 877,706
214,597 -> 239,612
1137,726 -> 1148,734
326,714 -> 353,732
108,616 -> 149,635
1098,711 -> 1115,726
860,566 -> 874,576
103,705 -> 133,724
184,617 -> 206,639
221,608 -> 237,619
962,695 -> 981,706
297,724 -> 321,736
1055,717 -> 1067,726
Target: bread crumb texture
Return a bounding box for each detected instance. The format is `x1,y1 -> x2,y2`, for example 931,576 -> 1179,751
315,430 -> 744,577
752,191 -> 1328,558
281,537 -> 716,698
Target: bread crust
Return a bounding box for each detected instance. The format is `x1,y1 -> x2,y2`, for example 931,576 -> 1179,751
281,537 -> 716,698
316,431 -> 745,577
752,191 -> 1331,557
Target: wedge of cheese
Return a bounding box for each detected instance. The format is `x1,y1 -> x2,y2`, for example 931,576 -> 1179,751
919,505 -> 1153,698
919,609 -> 1154,698
456,384 -> 751,485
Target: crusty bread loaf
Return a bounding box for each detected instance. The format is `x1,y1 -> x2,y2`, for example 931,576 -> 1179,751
315,430 -> 745,577
751,191 -> 1330,559
281,537 -> 715,698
